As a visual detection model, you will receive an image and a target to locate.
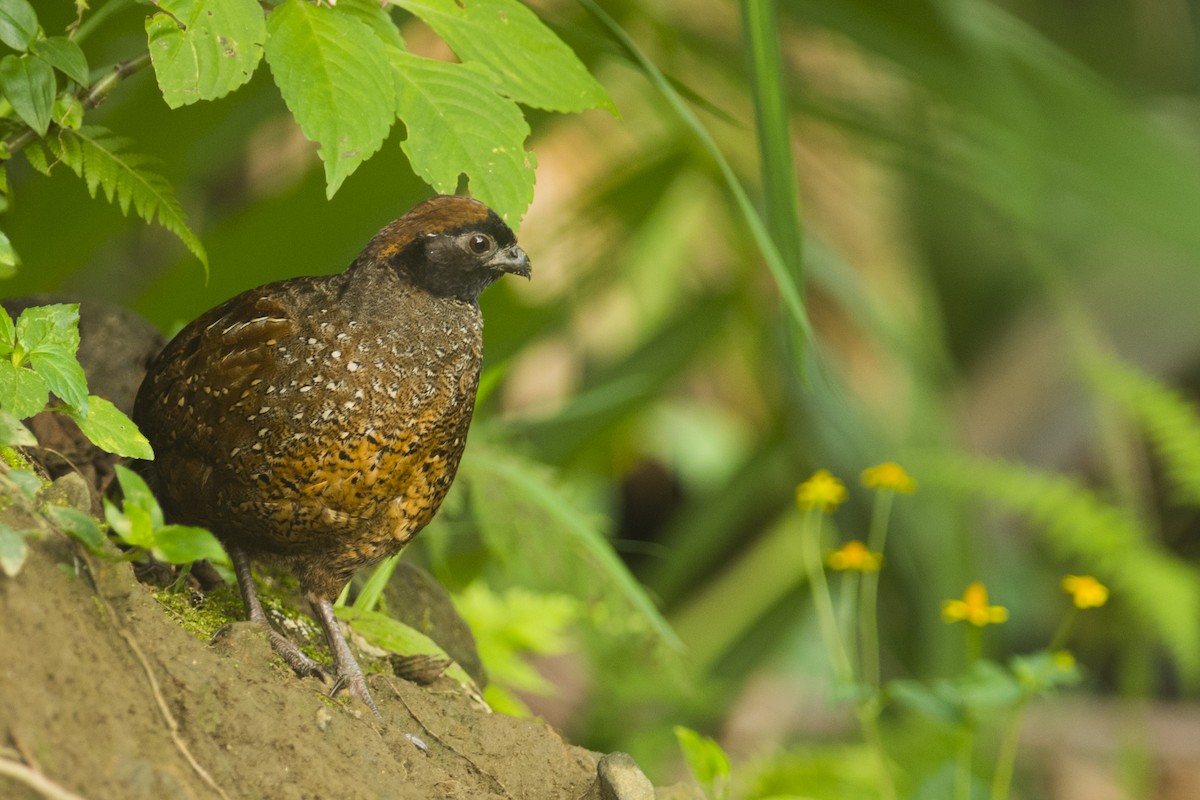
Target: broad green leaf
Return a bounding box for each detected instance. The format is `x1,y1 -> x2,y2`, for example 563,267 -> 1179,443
6,468 -> 41,498
0,305 -> 12,354
390,51 -> 534,225
337,605 -> 484,697
393,0 -> 613,114
112,465 -> 163,528
0,53 -> 54,135
338,0 -> 404,50
264,0 -> 395,197
67,400 -> 154,459
15,302 -> 78,355
146,0 -> 265,108
43,505 -> 108,556
673,726 -> 730,798
0,523 -> 30,577
0,231 -> 14,279
0,360 -> 47,419
15,304 -> 87,412
0,0 -> 37,52
30,126 -> 207,270
31,36 -> 89,86
151,523 -> 226,565
104,495 -> 156,549
0,409 -> 34,445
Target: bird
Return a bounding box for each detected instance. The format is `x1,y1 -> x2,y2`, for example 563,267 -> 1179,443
132,195 -> 530,715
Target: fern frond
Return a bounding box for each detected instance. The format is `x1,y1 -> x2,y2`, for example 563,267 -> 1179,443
921,453 -> 1200,677
38,125 -> 208,272
1089,357 -> 1200,508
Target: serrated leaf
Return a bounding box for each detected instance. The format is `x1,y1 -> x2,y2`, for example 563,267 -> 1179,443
43,504 -> 108,556
0,409 -> 33,445
390,51 -> 534,225
31,36 -> 89,86
0,53 -> 55,135
0,0 -> 37,52
15,302 -> 78,355
0,305 -> 13,354
0,360 -> 47,419
151,523 -> 226,564
16,303 -> 88,412
65,397 -> 154,459
0,229 -> 15,278
393,0 -> 612,114
21,139 -> 49,174
265,0 -> 395,198
40,126 -> 207,271
146,0 -> 265,108
0,524 -> 29,577
337,0 -> 404,50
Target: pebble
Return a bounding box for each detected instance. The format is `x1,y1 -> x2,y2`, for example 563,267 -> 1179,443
598,752 -> 655,800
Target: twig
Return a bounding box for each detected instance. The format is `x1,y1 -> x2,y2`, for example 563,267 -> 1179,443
4,52 -> 152,156
0,756 -> 90,800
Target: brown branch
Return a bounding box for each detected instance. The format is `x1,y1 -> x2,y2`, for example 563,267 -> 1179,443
4,52 -> 153,157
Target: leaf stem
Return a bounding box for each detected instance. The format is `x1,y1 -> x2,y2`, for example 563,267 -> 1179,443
4,52 -> 152,156
800,509 -> 851,680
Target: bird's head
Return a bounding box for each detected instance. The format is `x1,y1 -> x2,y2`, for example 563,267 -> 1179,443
357,195 -> 531,302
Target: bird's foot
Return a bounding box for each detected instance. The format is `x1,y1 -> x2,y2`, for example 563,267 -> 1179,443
264,627 -> 328,681
330,663 -> 381,718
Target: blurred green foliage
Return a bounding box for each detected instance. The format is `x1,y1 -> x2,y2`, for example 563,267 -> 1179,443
5,0 -> 1200,796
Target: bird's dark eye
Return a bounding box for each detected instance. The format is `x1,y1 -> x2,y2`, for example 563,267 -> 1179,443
467,233 -> 494,254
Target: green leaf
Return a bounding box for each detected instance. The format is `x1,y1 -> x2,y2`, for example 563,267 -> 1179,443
0,360 -> 48,419
673,726 -> 730,799
112,464 -> 163,528
146,0 -> 265,108
0,523 -> 30,577
0,0 -> 37,52
150,523 -> 226,565
16,303 -> 88,412
31,36 -> 89,85
105,497 -> 155,548
0,53 -> 55,135
264,0 -> 395,197
393,0 -> 613,114
0,231 -> 14,279
43,504 -> 108,556
390,51 -> 534,225
337,605 -> 484,698
0,409 -> 34,445
0,305 -> 12,354
35,126 -> 208,271
65,398 -> 154,459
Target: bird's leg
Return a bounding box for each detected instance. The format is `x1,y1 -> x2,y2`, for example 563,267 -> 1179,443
310,595 -> 382,718
229,546 -> 327,681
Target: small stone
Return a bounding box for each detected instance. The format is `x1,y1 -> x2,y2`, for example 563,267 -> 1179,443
38,472 -> 92,513
598,752 -> 654,800
316,706 -> 333,732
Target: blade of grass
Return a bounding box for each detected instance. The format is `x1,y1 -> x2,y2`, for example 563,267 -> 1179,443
578,0 -> 811,351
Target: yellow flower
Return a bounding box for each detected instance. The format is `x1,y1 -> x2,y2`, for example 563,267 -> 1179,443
827,540 -> 883,572
861,462 -> 917,494
796,469 -> 847,512
942,582 -> 1009,627
1062,575 -> 1108,609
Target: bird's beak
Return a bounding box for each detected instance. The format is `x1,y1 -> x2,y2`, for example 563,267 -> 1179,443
488,244 -> 532,279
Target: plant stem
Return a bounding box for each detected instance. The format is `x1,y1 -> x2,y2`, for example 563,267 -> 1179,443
857,700 -> 897,800
1048,607 -> 1077,653
71,0 -> 135,44
800,509 -> 851,681
859,489 -> 895,685
956,728 -> 974,800
4,52 -> 152,156
739,0 -> 804,305
991,697 -> 1029,800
